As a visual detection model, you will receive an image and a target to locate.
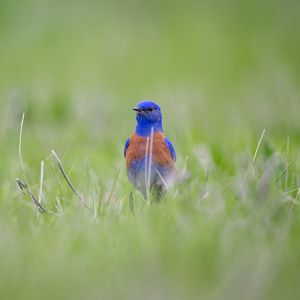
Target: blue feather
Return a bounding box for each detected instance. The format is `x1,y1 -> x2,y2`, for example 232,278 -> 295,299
124,138 -> 130,157
165,137 -> 176,161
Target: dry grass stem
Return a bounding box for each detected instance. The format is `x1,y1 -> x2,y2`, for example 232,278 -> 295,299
16,178 -> 46,213
252,128 -> 266,166
51,150 -> 89,209
17,113 -> 46,213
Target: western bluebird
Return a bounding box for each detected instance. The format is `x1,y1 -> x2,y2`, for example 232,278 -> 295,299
124,100 -> 176,199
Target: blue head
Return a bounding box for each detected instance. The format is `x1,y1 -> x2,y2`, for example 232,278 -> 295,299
133,100 -> 163,137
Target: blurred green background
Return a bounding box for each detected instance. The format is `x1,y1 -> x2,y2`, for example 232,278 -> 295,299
1,0 -> 300,299
1,0 -> 299,178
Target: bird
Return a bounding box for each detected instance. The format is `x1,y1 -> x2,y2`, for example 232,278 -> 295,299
124,100 -> 176,199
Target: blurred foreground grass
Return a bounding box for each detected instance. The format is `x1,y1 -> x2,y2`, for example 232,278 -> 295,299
0,0 -> 300,299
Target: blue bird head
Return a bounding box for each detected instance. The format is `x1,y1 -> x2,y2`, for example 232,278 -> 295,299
133,100 -> 163,136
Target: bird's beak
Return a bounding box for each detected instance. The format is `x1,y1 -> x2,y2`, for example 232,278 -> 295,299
132,107 -> 142,113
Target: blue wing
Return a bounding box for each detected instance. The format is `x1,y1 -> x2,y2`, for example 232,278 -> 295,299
165,137 -> 176,161
124,138 -> 130,157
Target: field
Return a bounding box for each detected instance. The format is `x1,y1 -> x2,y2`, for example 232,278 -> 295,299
1,0 -> 300,299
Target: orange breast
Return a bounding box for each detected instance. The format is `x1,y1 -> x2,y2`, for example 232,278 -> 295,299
126,132 -> 175,168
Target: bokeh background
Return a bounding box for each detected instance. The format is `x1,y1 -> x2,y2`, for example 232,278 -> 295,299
1,0 -> 300,299
1,0 -> 300,147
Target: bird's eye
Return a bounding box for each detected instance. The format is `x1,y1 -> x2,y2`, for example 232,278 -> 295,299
144,107 -> 153,112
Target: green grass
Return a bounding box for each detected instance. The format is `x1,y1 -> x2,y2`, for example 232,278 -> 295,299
1,0 -> 300,299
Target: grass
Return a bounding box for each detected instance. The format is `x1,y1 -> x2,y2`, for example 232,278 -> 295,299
1,0 -> 300,299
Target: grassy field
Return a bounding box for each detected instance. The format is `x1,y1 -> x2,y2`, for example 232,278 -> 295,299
1,0 -> 300,299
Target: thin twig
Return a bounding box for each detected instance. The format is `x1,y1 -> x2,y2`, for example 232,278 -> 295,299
144,136 -> 150,199
16,178 -> 46,213
155,169 -> 169,191
252,129 -> 266,165
51,150 -> 89,209
147,127 -> 154,194
18,113 -> 46,213
19,113 -> 26,173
